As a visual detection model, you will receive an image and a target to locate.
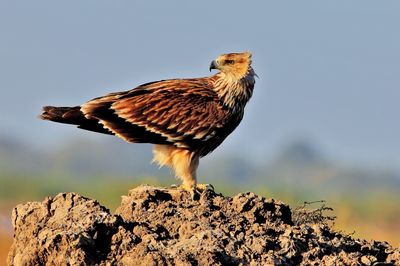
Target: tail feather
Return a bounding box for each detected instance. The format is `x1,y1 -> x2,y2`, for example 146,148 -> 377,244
40,106 -> 81,123
40,106 -> 113,135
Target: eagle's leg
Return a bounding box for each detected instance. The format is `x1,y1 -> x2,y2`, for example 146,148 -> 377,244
153,145 -> 200,197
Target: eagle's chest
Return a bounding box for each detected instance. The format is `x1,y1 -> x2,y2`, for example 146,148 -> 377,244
225,106 -> 245,135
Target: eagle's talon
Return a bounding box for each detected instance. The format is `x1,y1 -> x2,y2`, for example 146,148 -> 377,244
196,183 -> 214,192
191,189 -> 201,200
178,184 -> 200,200
206,184 -> 214,191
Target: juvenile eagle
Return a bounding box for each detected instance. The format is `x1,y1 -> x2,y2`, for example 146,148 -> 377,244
40,52 -> 256,197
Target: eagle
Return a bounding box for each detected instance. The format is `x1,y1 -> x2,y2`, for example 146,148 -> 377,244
40,52 -> 257,198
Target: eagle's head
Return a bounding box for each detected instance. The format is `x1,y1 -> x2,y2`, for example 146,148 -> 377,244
210,51 -> 253,80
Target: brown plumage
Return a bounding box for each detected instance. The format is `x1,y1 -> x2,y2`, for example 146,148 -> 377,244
40,52 -> 257,196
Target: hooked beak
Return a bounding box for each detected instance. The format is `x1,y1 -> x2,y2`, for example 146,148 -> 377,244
209,60 -> 218,72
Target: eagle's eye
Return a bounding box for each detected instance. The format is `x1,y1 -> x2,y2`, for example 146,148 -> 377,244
224,59 -> 235,65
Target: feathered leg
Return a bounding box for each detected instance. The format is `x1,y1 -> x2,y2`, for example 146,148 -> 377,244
153,145 -> 200,197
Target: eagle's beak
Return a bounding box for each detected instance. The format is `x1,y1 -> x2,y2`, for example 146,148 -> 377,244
209,60 -> 218,72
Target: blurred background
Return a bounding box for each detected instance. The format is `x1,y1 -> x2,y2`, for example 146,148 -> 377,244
1,0 -> 400,260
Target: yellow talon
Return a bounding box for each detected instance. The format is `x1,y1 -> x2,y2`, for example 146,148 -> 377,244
176,183 -> 214,200
196,183 -> 214,192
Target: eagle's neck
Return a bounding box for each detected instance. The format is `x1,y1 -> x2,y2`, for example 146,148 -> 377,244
212,68 -> 256,110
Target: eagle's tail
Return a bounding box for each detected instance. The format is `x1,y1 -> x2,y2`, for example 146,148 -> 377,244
40,106 -> 113,135
40,106 -> 83,124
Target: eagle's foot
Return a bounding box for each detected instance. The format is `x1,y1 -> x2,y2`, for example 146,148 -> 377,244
196,183 -> 215,192
177,183 -> 214,200
177,184 -> 198,200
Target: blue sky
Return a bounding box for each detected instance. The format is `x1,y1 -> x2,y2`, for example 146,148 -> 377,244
1,1 -> 399,168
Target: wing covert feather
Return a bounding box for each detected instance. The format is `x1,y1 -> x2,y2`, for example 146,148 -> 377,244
111,79 -> 226,145
81,78 -> 231,152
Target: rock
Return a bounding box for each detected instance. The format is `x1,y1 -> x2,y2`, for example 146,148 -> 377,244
8,193 -> 118,265
7,185 -> 400,265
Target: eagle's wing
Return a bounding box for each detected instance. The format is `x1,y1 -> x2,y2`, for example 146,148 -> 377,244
81,78 -> 228,150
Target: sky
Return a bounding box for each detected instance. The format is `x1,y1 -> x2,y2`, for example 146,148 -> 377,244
0,1 -> 399,169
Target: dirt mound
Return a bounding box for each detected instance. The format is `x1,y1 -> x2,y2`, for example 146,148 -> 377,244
7,185 -> 400,265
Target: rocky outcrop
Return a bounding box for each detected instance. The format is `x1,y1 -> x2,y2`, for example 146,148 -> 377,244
7,185 -> 400,265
